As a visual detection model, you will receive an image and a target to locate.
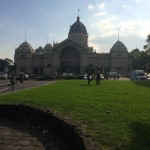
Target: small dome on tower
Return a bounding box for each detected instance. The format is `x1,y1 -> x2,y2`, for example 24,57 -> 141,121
19,41 -> 33,49
35,46 -> 44,54
44,43 -> 53,53
44,43 -> 52,49
110,40 -> 127,52
17,41 -> 34,52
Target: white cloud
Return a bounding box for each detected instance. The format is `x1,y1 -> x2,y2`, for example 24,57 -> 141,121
122,4 -> 127,8
88,41 -> 103,53
90,12 -> 150,39
133,0 -> 145,3
63,28 -> 68,31
94,11 -> 107,16
97,3 -> 105,10
88,16 -> 150,52
122,4 -> 131,9
87,4 -> 94,10
119,20 -> 150,38
92,15 -> 118,37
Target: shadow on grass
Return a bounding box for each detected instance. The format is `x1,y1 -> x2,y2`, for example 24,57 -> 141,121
132,80 -> 150,88
123,122 -> 150,150
80,84 -> 89,86
80,84 -> 101,86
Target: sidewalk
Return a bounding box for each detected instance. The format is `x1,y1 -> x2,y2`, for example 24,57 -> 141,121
0,79 -> 57,95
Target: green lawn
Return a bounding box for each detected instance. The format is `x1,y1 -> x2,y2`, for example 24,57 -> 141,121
0,80 -> 150,150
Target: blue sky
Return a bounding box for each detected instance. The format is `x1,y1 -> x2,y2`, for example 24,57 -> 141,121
0,0 -> 150,60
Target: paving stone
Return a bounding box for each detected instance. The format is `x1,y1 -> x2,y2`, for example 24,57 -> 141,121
0,118 -> 71,150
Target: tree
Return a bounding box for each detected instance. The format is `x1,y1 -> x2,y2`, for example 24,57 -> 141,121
146,34 -> 150,44
143,44 -> 148,51
128,34 -> 150,72
0,59 -> 8,72
128,48 -> 142,70
5,58 -> 13,64
129,48 -> 141,59
144,34 -> 150,51
0,58 -> 15,73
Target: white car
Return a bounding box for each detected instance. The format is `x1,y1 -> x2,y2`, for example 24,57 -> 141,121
23,74 -> 29,80
130,70 -> 147,80
100,74 -> 104,80
18,72 -> 29,80
83,74 -> 87,80
147,74 -> 150,80
0,72 -> 7,79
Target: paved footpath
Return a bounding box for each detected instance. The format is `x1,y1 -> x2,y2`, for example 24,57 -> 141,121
0,79 -> 57,95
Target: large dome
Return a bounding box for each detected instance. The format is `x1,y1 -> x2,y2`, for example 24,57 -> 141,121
44,43 -> 52,49
110,40 -> 127,52
69,16 -> 87,35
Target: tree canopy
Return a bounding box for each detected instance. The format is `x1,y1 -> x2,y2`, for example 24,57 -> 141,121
129,33 -> 150,74
0,58 -> 14,72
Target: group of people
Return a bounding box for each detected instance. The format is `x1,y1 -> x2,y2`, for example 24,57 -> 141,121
87,71 -> 101,85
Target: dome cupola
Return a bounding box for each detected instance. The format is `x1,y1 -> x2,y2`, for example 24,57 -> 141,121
69,16 -> 87,35
68,16 -> 88,46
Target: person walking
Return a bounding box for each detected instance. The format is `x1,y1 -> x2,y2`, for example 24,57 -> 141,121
96,71 -> 101,85
87,71 -> 92,85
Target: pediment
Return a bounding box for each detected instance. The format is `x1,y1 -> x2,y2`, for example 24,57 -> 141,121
52,38 -> 89,52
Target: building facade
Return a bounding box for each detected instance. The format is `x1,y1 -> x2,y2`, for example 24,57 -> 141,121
14,16 -> 128,76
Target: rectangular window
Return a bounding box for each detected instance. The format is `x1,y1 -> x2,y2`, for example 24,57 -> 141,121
21,67 -> 26,73
33,68 -> 38,74
39,67 -> 43,74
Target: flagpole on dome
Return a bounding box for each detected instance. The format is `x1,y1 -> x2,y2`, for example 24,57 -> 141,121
78,9 -> 80,17
25,29 -> 27,42
77,9 -> 80,21
118,27 -> 120,41
47,36 -> 48,44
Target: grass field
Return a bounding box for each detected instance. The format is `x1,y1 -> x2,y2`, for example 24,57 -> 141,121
0,79 -> 150,150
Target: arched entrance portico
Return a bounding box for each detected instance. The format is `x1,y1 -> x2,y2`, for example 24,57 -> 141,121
60,46 -> 80,74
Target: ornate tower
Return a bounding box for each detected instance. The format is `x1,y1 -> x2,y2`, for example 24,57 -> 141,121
110,40 -> 128,74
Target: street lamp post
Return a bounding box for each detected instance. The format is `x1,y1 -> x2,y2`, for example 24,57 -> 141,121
8,63 -> 15,92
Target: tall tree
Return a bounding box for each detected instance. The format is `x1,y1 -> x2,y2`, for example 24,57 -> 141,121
5,58 -> 13,65
146,34 -> 150,44
144,34 -> 150,51
0,59 -> 8,72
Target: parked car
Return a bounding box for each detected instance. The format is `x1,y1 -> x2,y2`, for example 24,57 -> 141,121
84,73 -> 87,80
147,74 -> 150,80
100,74 -> 104,80
23,74 -> 29,80
130,70 -> 147,80
37,74 -> 55,80
16,72 -> 29,80
0,72 -> 7,79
